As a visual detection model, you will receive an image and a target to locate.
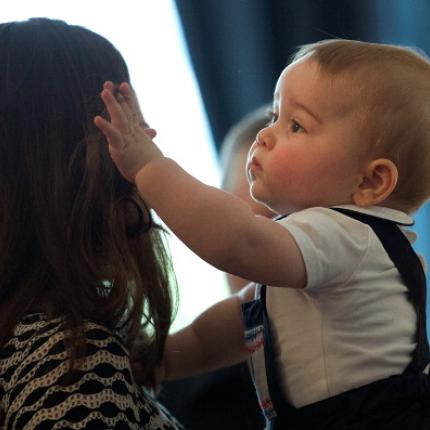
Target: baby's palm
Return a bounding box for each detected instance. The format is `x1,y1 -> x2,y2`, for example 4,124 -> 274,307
94,81 -> 163,182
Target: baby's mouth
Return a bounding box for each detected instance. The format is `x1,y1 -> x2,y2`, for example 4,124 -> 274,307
249,157 -> 261,171
247,157 -> 262,181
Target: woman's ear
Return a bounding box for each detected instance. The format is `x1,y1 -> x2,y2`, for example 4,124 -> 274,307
353,158 -> 398,207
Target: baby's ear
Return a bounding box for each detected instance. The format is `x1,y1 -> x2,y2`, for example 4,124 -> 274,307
353,158 -> 398,207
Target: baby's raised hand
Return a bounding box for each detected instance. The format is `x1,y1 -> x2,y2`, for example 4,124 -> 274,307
94,81 -> 163,183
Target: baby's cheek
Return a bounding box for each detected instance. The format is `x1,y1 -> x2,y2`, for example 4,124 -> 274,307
269,156 -> 298,183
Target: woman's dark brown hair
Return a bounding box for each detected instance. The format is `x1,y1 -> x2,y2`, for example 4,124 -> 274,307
0,18 -> 176,387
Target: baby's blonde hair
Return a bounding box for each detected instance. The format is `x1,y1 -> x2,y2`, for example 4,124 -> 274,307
293,39 -> 430,212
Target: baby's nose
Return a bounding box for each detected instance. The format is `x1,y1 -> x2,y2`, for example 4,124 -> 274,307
256,129 -> 274,149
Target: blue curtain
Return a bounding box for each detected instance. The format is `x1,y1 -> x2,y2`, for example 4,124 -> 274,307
414,204 -> 430,278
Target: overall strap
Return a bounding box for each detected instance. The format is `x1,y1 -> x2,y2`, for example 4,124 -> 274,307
260,285 -> 296,423
332,208 -> 429,372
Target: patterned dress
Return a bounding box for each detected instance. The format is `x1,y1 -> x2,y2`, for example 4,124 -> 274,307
0,314 -> 183,429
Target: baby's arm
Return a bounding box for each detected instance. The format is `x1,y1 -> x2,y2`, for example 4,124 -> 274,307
163,283 -> 255,381
95,83 -> 306,289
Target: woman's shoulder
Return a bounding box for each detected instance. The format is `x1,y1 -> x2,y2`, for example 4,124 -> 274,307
0,314 -> 182,430
1,313 -> 128,374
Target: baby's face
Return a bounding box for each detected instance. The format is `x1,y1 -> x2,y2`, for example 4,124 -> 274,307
246,57 -> 368,214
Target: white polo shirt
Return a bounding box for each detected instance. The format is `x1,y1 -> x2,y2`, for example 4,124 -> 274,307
267,205 -> 419,407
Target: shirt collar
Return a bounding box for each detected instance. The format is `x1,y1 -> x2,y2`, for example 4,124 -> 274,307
331,204 -> 414,226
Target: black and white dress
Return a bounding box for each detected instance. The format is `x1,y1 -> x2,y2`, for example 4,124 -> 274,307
0,314 -> 183,429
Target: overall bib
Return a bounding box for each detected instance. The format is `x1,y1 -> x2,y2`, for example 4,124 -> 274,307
242,208 -> 430,429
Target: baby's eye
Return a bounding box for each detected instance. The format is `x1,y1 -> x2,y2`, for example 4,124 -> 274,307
291,120 -> 305,133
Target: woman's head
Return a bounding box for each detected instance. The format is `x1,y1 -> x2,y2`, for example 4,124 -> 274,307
0,18 -> 175,386
291,39 -> 430,212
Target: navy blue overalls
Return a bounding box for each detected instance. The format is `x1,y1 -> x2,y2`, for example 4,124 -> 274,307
242,208 -> 430,429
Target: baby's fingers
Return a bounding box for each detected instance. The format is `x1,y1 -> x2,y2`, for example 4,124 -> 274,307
103,81 -> 132,119
119,83 -> 146,124
103,80 -> 132,116
100,88 -> 129,131
103,81 -> 115,91
93,115 -> 124,150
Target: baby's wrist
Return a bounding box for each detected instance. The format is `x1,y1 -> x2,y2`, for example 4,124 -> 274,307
134,156 -> 172,185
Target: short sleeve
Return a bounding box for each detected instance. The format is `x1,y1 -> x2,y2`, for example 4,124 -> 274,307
277,208 -> 371,291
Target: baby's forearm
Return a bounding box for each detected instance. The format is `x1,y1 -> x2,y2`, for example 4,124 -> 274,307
136,157 -> 260,274
163,291 -> 251,381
